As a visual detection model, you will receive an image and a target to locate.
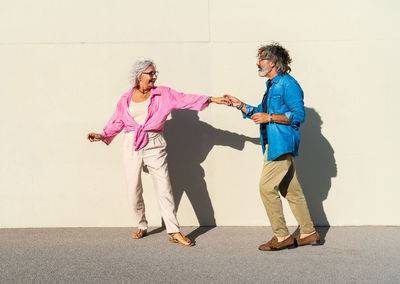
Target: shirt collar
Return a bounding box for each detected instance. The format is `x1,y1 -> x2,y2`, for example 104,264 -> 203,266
151,86 -> 161,96
266,73 -> 283,86
130,86 -> 162,96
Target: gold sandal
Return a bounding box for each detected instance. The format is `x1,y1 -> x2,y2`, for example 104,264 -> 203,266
131,229 -> 147,239
169,232 -> 194,246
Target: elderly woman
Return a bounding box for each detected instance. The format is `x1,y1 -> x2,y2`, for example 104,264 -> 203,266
87,58 -> 228,246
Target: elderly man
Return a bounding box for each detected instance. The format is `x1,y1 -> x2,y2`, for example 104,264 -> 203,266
225,43 -> 320,251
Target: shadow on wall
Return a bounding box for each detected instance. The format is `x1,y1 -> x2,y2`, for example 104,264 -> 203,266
163,109 -> 259,240
295,107 -> 337,240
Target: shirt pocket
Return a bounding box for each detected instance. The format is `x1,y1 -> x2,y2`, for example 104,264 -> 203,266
268,95 -> 283,113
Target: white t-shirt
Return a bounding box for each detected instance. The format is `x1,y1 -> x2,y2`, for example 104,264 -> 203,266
129,96 -> 160,139
129,97 -> 150,124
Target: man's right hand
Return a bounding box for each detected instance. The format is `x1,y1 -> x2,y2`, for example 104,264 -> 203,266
87,132 -> 104,142
223,95 -> 242,108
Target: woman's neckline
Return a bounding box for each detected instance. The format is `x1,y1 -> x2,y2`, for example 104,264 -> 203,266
131,88 -> 152,103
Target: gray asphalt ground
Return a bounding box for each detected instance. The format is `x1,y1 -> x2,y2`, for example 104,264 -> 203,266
0,226 -> 399,283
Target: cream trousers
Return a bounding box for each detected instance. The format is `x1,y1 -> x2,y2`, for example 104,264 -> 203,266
123,132 -> 180,234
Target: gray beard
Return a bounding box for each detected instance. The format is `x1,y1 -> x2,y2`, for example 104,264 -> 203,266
258,67 -> 271,77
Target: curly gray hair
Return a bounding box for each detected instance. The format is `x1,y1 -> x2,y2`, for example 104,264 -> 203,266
257,43 -> 292,75
130,58 -> 156,86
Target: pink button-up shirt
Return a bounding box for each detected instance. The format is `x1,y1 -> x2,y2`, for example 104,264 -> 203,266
101,86 -> 210,150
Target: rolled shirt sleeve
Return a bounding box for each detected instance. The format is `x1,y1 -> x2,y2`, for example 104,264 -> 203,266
242,103 -> 264,119
101,100 -> 125,145
283,82 -> 305,129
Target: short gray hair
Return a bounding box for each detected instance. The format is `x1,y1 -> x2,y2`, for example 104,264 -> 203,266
257,43 -> 292,75
130,58 -> 156,86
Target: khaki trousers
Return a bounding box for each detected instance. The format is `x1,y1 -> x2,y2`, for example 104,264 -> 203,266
259,146 -> 315,236
123,132 -> 180,234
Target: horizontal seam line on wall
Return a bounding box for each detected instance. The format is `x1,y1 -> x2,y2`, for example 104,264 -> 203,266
1,38 -> 399,45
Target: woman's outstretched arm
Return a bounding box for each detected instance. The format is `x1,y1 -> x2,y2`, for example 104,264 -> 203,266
168,87 -> 229,111
87,99 -> 125,144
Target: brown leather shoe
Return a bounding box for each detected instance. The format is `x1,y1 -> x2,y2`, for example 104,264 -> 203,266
258,236 -> 296,251
295,231 -> 320,246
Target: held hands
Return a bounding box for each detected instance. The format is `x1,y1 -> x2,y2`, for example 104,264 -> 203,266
223,94 -> 270,124
87,132 -> 104,142
211,94 -> 243,108
223,95 -> 242,108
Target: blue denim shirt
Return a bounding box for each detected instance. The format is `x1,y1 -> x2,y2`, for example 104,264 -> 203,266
242,73 -> 305,161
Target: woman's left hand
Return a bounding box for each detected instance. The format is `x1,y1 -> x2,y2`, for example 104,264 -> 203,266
87,132 -> 105,142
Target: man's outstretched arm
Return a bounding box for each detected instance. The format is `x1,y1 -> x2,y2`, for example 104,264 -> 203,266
224,95 -> 290,125
223,95 -> 263,118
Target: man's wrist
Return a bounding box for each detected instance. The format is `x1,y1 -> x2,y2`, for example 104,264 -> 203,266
269,113 -> 273,123
237,102 -> 245,110
208,96 -> 212,104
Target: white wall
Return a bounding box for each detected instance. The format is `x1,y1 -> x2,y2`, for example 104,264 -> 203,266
1,0 -> 399,227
